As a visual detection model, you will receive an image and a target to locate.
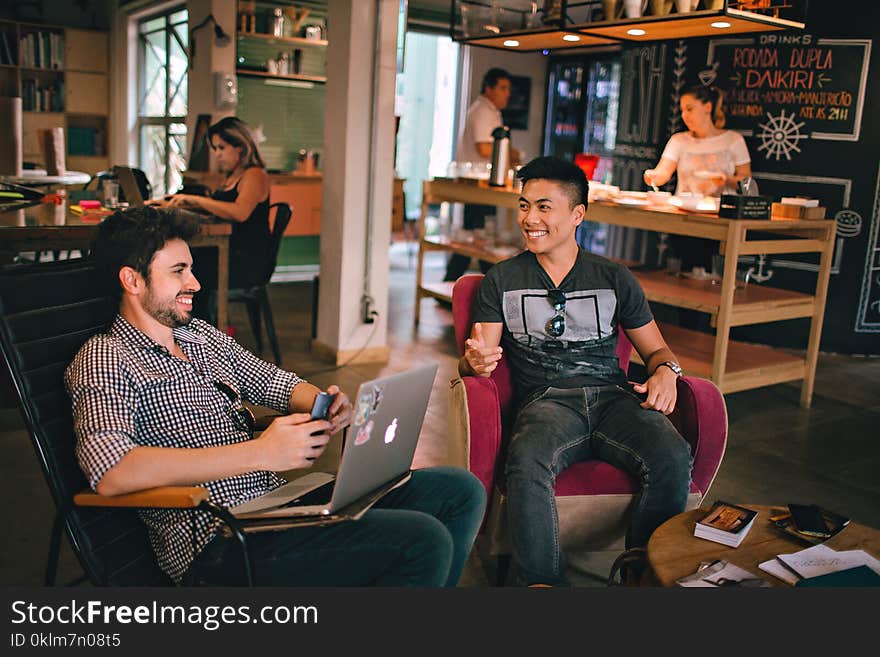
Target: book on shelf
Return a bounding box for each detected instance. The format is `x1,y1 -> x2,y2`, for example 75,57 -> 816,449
693,500 -> 758,548
0,32 -> 14,65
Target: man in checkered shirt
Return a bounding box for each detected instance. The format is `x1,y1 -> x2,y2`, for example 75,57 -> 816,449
65,207 -> 485,586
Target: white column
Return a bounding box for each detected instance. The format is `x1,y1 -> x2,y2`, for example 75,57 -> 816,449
313,0 -> 398,364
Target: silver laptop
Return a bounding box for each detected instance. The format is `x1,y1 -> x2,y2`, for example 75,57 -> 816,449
115,166 -> 145,207
229,363 -> 439,519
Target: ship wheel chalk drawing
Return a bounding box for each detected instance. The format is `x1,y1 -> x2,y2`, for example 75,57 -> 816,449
757,110 -> 806,161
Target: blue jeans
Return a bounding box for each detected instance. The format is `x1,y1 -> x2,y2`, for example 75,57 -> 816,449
186,467 -> 486,586
505,385 -> 693,586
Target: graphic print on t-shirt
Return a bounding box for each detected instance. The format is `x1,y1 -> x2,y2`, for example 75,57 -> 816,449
502,287 -> 617,345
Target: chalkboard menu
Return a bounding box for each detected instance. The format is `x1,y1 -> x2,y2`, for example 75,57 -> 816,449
708,34 -> 871,154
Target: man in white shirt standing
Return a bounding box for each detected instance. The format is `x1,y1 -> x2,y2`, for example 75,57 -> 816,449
444,67 -> 522,282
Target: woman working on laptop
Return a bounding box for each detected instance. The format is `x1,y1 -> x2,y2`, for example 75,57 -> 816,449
148,116 -> 271,322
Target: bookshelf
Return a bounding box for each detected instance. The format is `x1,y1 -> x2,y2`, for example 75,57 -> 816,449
0,19 -> 110,175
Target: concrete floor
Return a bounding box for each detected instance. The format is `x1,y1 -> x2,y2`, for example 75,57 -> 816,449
2,239 -> 879,586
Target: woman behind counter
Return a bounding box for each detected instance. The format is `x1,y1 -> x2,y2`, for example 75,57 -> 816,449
645,85 -> 753,278
644,85 -> 751,197
152,116 -> 272,323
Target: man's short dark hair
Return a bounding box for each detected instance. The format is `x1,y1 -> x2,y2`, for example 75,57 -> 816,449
481,67 -> 511,93
89,206 -> 200,299
516,156 -> 590,209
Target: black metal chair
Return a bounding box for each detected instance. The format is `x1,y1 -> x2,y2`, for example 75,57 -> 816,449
228,202 -> 292,365
0,259 -> 251,586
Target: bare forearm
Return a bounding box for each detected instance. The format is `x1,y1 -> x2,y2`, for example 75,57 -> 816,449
644,348 -> 678,376
289,380 -> 322,413
191,196 -> 252,222
96,441 -> 262,496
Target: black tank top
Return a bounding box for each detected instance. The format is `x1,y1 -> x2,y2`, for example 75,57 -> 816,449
213,175 -> 272,289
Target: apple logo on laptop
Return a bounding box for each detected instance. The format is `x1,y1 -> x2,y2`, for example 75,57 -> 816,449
384,418 -> 398,444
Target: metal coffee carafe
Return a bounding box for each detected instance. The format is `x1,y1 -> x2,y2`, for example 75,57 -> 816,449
489,125 -> 511,187
297,149 -> 319,174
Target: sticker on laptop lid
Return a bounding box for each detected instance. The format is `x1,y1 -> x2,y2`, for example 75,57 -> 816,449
371,385 -> 384,412
355,393 -> 372,426
354,419 -> 374,446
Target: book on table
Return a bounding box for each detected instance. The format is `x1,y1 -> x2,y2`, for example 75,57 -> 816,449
693,501 -> 758,548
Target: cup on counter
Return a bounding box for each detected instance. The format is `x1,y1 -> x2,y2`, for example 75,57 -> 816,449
623,0 -> 648,17
102,180 -> 119,208
666,256 -> 682,275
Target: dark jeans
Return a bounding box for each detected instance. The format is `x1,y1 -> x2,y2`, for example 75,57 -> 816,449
444,204 -> 495,282
184,467 -> 486,587
505,385 -> 693,586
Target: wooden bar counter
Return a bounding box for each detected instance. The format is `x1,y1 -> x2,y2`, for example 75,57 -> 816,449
415,178 -> 836,408
0,201 -> 232,332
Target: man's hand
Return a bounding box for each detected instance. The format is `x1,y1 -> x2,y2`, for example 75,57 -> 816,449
632,367 -> 678,415
464,323 -> 503,376
324,384 -> 353,434
254,413 -> 332,470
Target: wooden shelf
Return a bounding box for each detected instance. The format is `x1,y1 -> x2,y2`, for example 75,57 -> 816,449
632,269 -> 816,326
236,69 -> 326,84
3,20 -> 109,175
422,236 -> 519,265
637,322 -> 806,395
419,281 -> 455,305
237,32 -> 327,48
416,179 -> 836,407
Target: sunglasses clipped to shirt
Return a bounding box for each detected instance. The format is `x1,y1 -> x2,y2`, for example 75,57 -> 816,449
214,380 -> 256,434
546,288 -> 566,338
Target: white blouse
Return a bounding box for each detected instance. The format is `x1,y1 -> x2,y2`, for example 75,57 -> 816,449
660,130 -> 751,195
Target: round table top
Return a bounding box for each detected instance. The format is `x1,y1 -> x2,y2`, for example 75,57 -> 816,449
1,170 -> 91,186
647,504 -> 880,587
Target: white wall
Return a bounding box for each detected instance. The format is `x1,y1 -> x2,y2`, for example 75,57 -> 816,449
459,46 -> 548,162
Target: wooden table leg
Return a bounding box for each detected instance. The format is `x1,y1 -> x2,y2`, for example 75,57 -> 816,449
800,223 -> 836,408
711,222 -> 743,387
216,238 -> 229,333
414,191 -> 430,326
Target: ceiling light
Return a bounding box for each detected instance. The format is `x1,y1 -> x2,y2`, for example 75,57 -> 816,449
711,21 -> 732,28
503,39 -> 520,47
562,34 -> 580,42
626,28 -> 646,36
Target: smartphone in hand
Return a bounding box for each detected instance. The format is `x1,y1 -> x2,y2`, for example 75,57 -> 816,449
310,392 -> 335,420
305,392 -> 336,459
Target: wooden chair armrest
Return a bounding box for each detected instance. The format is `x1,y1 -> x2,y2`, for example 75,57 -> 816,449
74,486 -> 210,509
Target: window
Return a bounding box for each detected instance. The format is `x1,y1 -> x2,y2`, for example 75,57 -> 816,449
137,7 -> 188,196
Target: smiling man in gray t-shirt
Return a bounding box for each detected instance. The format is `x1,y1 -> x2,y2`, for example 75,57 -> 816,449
461,156 -> 693,587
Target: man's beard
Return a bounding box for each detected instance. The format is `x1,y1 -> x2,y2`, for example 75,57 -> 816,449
144,288 -> 194,328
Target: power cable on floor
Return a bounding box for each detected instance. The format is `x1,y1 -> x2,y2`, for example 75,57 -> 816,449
302,313 -> 381,379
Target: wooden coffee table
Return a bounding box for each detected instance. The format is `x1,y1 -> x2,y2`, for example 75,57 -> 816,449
647,504 -> 880,586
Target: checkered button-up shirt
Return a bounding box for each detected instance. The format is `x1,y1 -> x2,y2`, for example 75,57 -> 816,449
65,316 -> 303,583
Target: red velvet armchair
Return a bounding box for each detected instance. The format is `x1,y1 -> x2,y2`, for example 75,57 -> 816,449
447,274 -> 728,580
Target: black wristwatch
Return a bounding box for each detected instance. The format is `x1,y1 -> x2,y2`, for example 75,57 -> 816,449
658,361 -> 683,377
